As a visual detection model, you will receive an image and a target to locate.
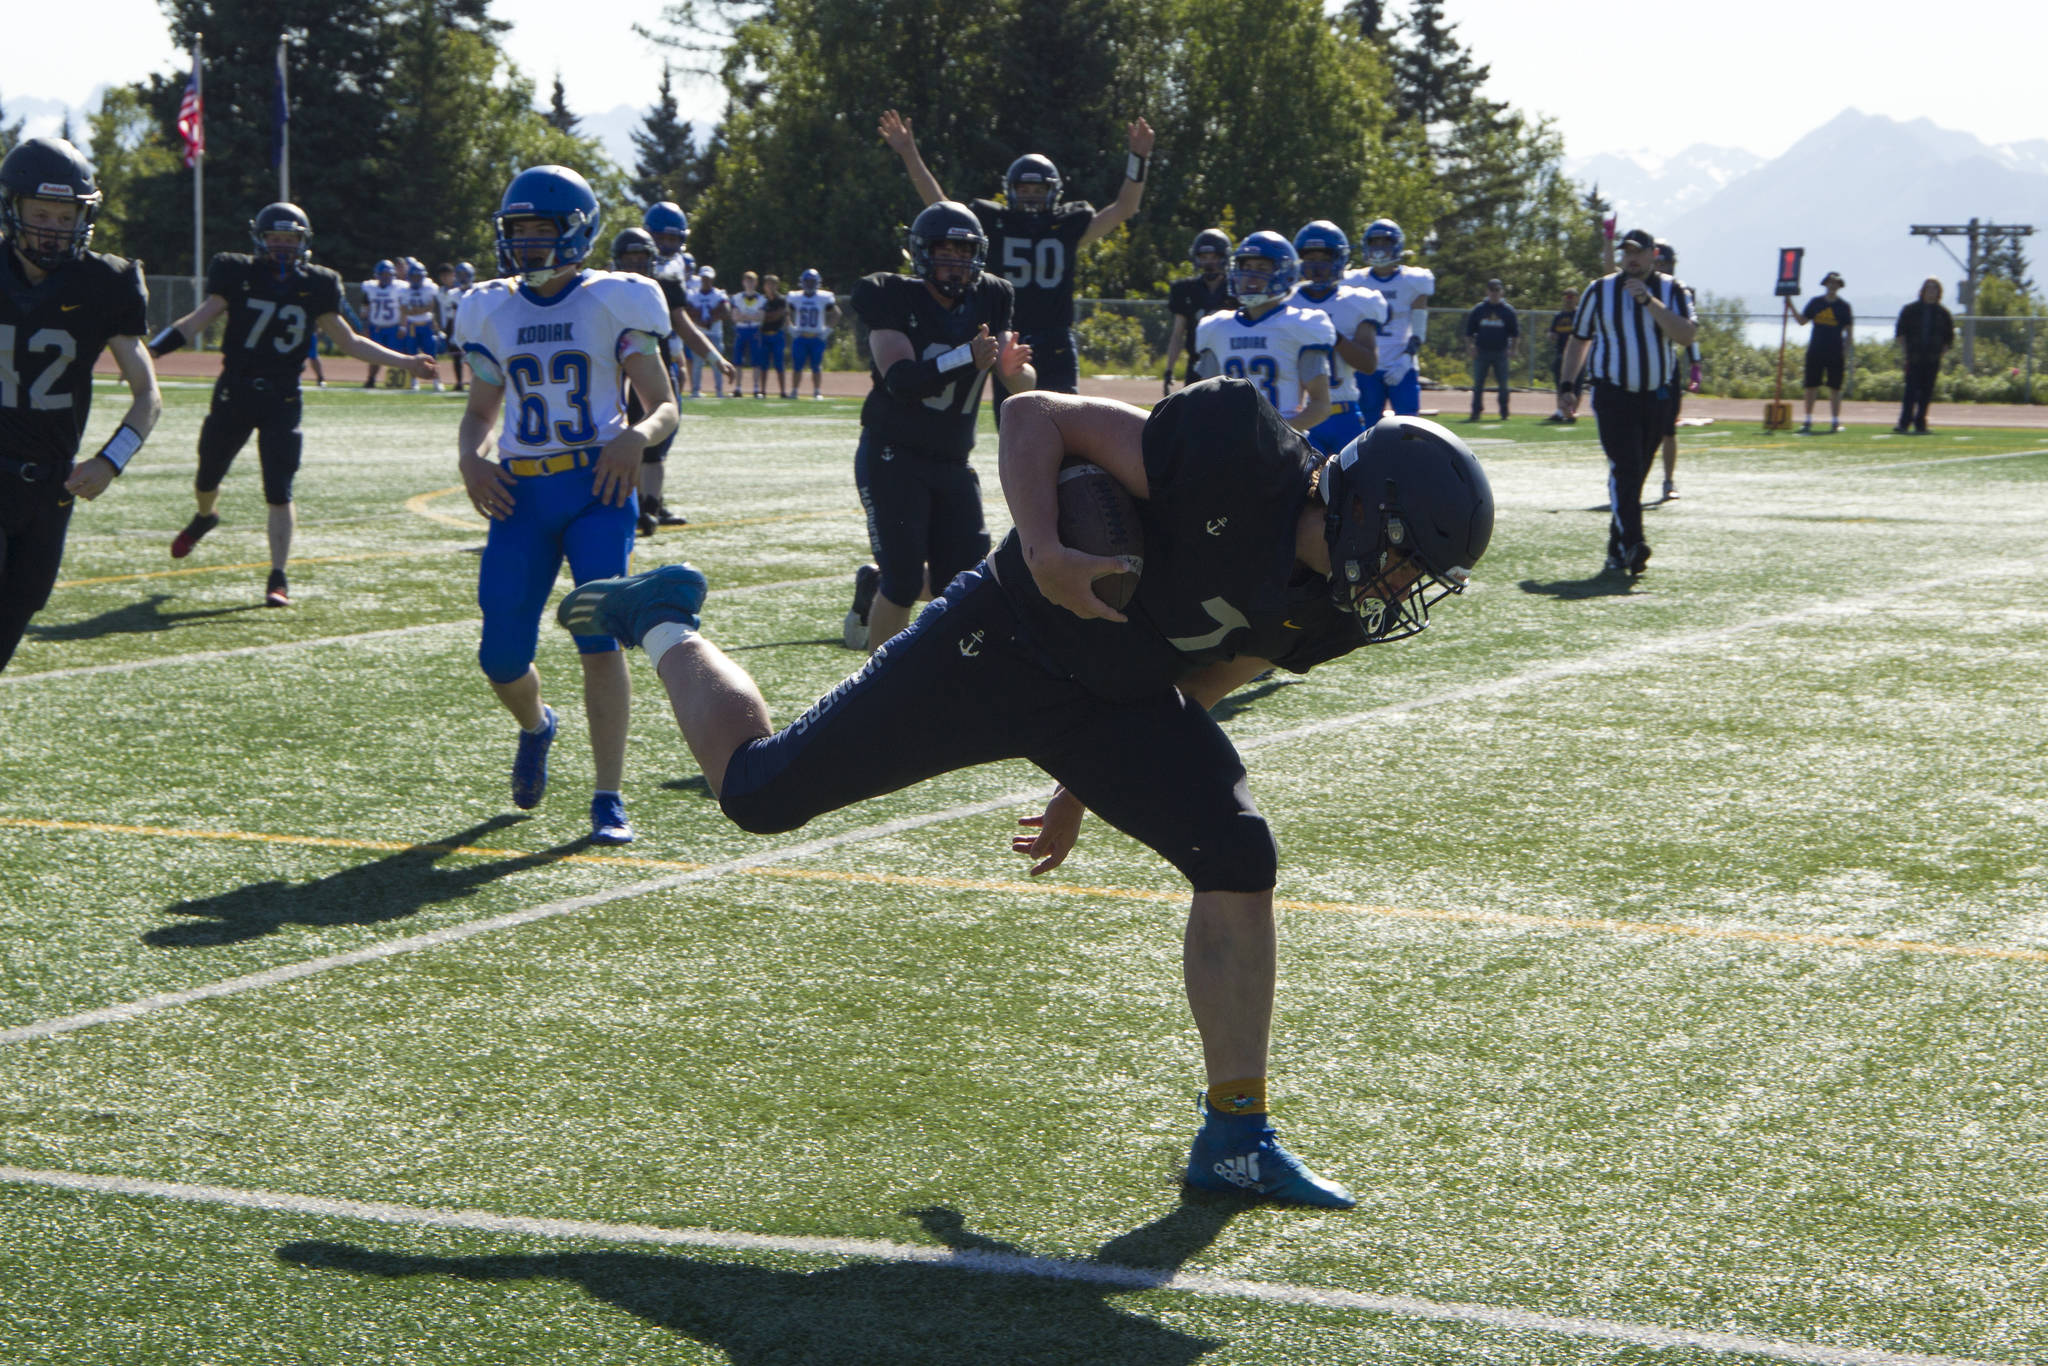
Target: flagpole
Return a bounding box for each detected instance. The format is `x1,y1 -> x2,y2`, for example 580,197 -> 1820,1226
276,37 -> 290,202
192,38 -> 204,349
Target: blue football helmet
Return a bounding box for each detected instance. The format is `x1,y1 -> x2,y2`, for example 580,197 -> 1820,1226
643,200 -> 688,253
494,165 -> 601,280
1293,220 -> 1350,285
798,267 -> 821,293
404,256 -> 426,280
909,201 -> 987,300
1230,231 -> 1298,307
1004,154 -> 1060,216
374,258 -> 395,279
455,261 -> 475,285
1361,218 -> 1404,269
248,202 -> 312,270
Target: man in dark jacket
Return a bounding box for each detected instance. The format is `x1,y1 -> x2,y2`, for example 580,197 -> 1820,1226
1894,277 -> 1954,434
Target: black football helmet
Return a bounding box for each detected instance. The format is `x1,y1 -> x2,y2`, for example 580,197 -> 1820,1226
1004,153 -> 1060,216
1653,238 -> 1676,273
908,201 -> 987,300
0,136 -> 103,271
249,201 -> 312,270
1190,227 -> 1231,273
610,226 -> 656,274
1321,416 -> 1493,644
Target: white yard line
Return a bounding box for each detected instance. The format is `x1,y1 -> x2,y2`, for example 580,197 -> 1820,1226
0,574 -> 846,684
5,554 -> 2040,1046
0,1165 -> 2015,1366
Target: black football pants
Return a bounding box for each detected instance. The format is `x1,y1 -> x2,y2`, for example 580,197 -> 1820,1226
1592,382 -> 1668,565
0,476 -> 75,673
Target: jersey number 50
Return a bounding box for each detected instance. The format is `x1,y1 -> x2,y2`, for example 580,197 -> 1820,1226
505,351 -> 596,446
1002,238 -> 1065,289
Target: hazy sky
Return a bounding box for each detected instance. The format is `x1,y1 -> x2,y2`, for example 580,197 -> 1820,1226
4,0 -> 2042,163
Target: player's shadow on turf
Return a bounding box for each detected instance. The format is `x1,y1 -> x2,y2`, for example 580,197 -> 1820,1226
27,592 -> 267,642
144,815 -> 587,948
1516,572 -> 1639,599
279,1195 -> 1241,1364
1208,676 -> 1293,723
721,636 -> 844,652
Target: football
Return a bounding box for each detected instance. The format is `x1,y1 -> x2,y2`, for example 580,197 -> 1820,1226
1056,459 -> 1144,610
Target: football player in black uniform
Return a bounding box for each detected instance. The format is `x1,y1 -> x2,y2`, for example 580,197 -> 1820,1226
879,108 -> 1151,416
1161,228 -> 1236,396
551,379 -> 1493,1210
608,225 -> 734,535
842,200 -> 1033,652
150,202 -> 436,606
0,137 -> 162,674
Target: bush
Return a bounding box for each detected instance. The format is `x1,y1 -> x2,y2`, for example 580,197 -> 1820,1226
1074,308 -> 1155,376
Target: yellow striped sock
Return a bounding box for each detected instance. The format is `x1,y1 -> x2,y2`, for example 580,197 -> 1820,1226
1206,1078 -> 1267,1117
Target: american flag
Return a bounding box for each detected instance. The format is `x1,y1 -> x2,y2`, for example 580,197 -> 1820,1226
176,72 -> 204,168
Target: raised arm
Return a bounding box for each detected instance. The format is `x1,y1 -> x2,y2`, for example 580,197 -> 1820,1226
149,293 -> 227,355
879,109 -> 946,207
1079,118 -> 1155,249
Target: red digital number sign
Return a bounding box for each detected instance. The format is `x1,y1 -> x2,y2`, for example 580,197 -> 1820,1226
1775,247 -> 1804,297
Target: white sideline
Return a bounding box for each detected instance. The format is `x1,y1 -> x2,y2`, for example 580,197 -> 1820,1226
0,1165 -> 2015,1366
5,553 -> 2041,1048
0,573 -> 846,684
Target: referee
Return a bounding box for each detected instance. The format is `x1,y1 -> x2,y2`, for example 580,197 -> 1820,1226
1560,228 -> 1697,577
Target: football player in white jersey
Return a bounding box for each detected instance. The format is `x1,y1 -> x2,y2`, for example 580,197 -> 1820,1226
1290,221 -> 1389,454
359,259 -> 406,388
1346,218 -> 1434,419
729,270 -> 766,397
453,165 -> 679,845
399,257 -> 443,390
1193,232 -> 1335,433
788,267 -> 840,399
644,201 -> 694,282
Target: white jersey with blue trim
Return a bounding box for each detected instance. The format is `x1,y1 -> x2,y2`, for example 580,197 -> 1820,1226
685,285 -> 727,325
360,279 -> 405,329
400,281 -> 440,327
1289,283 -> 1389,405
1347,264 -> 1434,380
788,289 -> 836,337
653,252 -> 695,284
1194,303 -> 1338,420
452,271 -> 673,461
730,290 -> 766,327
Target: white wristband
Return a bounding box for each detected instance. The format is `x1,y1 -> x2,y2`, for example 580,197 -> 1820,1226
936,343 -> 975,373
97,424 -> 144,473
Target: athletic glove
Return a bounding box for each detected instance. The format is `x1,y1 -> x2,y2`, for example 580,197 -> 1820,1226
1404,335 -> 1421,357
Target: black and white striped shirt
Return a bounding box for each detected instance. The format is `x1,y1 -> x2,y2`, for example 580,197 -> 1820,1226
1571,272 -> 1695,391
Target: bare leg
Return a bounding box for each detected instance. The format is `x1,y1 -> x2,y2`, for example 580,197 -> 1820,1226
1830,387 -> 1844,426
1183,889 -> 1275,1084
1803,387 -> 1818,423
652,636 -> 773,797
266,502 -> 295,572
195,487 -> 221,518
489,665 -> 547,731
866,594 -> 916,655
580,649 -> 631,792
1659,435 -> 1677,489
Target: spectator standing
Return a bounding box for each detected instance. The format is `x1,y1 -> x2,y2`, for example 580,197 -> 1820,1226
1789,271 -> 1853,434
1559,228 -> 1697,577
1462,279 -> 1519,421
685,267 -> 732,398
1893,278 -> 1953,435
757,274 -> 790,399
1653,239 -> 1701,501
1545,288 -> 1585,422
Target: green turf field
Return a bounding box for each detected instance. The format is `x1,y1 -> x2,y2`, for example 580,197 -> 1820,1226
4,381 -> 2046,1364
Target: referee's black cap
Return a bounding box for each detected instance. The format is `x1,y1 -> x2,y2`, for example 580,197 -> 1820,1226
1616,228 -> 1656,252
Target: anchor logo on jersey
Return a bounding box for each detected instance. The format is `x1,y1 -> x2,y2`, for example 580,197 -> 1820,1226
958,629 -> 985,658
1206,517 -> 1229,536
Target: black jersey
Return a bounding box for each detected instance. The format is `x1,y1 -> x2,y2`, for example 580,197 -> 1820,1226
853,271 -> 1015,457
993,377 -> 1359,702
1463,300 -> 1519,351
0,247 -> 148,466
1800,294 -> 1854,358
968,199 -> 1093,332
1167,273 -> 1235,327
208,254 -> 344,384
1548,309 -> 1575,353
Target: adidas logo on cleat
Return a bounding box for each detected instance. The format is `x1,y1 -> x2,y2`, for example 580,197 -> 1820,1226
1211,1153 -> 1262,1190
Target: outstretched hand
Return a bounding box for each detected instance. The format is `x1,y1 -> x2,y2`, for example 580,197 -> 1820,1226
997,333 -> 1033,378
1127,116 -> 1155,158
969,323 -> 1000,372
1013,787 -> 1086,875
879,109 -> 916,154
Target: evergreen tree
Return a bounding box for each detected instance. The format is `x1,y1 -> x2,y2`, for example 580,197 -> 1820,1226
60,111 -> 76,146
1337,0 -> 1390,43
1983,228 -> 2035,295
631,64 -> 698,205
0,87 -> 25,154
547,74 -> 580,134
1389,0 -> 1496,130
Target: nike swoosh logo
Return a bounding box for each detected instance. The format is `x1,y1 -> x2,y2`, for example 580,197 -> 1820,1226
60,304 -> 81,312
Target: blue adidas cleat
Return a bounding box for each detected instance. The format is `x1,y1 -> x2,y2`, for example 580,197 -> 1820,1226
589,792 -> 634,846
511,705 -> 559,811
556,563 -> 708,648
1183,1099 -> 1356,1209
